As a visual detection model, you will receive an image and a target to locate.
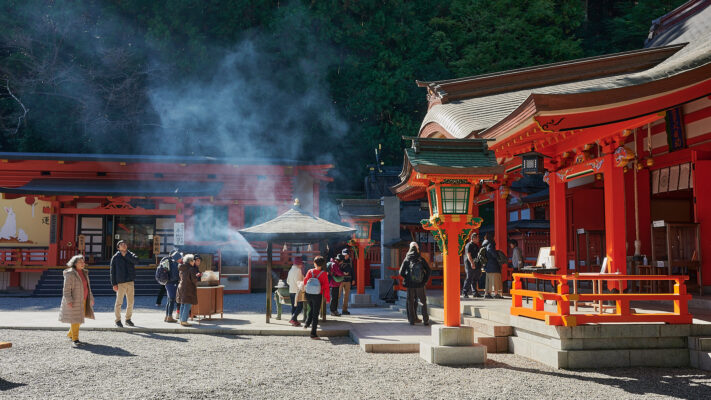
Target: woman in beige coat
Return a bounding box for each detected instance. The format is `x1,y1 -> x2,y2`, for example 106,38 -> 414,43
59,255 -> 95,347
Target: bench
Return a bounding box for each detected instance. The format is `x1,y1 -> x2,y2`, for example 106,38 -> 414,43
0,342 -> 11,349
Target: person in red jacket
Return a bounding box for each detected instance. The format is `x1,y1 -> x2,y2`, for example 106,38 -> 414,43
303,256 -> 331,339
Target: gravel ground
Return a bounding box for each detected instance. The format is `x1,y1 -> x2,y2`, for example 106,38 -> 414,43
1,329 -> 710,400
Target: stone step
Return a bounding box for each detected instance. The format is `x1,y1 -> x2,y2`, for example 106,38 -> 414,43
462,315 -> 512,337
689,337 -> 711,351
509,335 -> 690,369
474,332 -> 508,353
689,350 -> 711,371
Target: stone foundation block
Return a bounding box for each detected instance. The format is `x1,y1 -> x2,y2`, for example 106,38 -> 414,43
419,341 -> 486,365
432,325 -> 474,346
349,293 -> 375,307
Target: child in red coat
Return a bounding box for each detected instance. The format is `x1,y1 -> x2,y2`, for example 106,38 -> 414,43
302,256 -> 331,339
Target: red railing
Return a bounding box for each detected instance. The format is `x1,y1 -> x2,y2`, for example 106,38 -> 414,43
510,273 -> 693,326
0,248 -> 49,267
367,246 -> 381,265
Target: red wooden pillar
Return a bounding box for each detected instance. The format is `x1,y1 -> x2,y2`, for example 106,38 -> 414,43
693,160 -> 711,287
637,168 -> 652,257
494,191 -> 508,279
443,229 -> 462,326
603,153 -> 627,290
47,201 -> 60,266
549,172 -> 567,273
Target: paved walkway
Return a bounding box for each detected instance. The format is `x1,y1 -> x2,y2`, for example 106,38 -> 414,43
0,291 -> 432,352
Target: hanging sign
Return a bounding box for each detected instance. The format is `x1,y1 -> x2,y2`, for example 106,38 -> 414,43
173,223 -> 185,246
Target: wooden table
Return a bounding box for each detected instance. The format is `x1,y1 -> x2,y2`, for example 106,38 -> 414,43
573,273 -> 619,313
190,285 -> 224,321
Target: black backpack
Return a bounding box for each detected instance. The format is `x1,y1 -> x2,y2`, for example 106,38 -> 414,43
409,258 -> 426,284
155,257 -> 170,285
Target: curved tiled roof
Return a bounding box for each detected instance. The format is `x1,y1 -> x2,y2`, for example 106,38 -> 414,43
420,1 -> 711,139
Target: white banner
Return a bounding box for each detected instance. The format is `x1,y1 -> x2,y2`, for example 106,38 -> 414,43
173,222 -> 185,246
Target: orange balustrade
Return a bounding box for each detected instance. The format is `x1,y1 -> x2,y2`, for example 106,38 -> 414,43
510,273 -> 693,327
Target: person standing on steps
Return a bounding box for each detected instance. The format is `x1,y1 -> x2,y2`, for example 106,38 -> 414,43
110,240 -> 138,328
399,242 -> 431,326
462,232 -> 482,298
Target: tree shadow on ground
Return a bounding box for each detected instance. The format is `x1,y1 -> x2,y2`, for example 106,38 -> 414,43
468,359 -> 711,400
128,332 -> 189,342
0,378 -> 26,391
75,343 -> 135,357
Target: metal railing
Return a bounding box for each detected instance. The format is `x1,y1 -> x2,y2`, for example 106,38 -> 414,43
510,272 -> 693,326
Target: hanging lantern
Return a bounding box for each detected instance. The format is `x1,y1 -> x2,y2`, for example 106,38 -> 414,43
516,150 -> 550,175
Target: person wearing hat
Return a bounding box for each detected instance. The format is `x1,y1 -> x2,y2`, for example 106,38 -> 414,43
399,242 -> 431,325
339,248 -> 353,315
163,250 -> 182,323
462,231 -> 482,298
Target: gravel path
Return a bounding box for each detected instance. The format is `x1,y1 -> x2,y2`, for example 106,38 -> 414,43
1,329 -> 710,400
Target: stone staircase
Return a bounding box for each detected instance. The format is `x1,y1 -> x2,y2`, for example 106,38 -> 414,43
33,268 -> 162,297
393,292 -> 513,353
395,291 -> 711,369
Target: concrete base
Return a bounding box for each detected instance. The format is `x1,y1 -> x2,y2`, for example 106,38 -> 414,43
350,293 -> 376,308
420,341 -> 487,365
420,325 -> 487,365
374,279 -> 395,301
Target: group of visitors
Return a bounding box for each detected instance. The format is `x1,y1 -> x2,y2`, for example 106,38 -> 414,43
462,232 -> 523,299
59,240 -> 204,347
283,248 -> 354,339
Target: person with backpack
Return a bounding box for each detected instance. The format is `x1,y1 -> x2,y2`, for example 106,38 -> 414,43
163,250 -> 182,323
302,256 -> 330,339
461,231 -> 482,298
478,235 -> 505,299
328,254 -> 345,316
399,242 -> 431,326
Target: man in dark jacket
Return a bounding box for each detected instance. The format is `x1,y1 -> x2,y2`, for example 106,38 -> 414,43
480,235 -> 503,299
461,232 -> 482,298
399,242 -> 431,325
110,240 -> 139,327
339,248 -> 353,315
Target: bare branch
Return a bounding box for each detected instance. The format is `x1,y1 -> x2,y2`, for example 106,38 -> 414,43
4,79 -> 29,135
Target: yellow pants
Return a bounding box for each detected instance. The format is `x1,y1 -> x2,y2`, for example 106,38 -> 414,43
66,302 -> 85,341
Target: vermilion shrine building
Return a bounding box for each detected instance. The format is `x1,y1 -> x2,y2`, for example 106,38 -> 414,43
0,152 -> 332,293
413,0 -> 711,294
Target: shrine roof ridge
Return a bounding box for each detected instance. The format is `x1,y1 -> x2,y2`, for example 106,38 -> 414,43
0,151 -> 322,166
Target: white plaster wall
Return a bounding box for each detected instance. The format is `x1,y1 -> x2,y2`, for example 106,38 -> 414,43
21,271 -> 43,291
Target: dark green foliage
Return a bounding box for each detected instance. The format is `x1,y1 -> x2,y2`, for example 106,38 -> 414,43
0,0 -> 687,191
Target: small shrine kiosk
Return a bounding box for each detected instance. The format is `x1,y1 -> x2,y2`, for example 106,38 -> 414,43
239,200 -> 355,323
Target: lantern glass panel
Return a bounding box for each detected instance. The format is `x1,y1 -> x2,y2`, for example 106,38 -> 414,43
441,186 -> 469,214
355,224 -> 369,239
522,154 -> 542,174
429,188 -> 438,215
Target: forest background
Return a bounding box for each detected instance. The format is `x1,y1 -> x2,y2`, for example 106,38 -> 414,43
0,0 -> 687,193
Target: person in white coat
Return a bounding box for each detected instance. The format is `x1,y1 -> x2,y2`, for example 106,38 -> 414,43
286,257 -> 305,326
